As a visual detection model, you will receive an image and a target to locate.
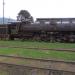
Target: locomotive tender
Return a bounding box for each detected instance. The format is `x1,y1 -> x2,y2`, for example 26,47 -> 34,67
0,18 -> 75,42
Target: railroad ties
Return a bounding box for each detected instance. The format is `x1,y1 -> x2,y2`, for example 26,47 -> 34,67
0,55 -> 75,75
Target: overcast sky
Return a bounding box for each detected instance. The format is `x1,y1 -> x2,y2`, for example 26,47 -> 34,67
0,0 -> 75,20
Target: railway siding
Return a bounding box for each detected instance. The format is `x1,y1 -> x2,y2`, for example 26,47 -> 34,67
0,55 -> 74,72
0,45 -> 75,52
0,62 -> 75,75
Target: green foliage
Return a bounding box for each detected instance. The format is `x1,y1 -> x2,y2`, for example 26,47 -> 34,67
17,10 -> 34,22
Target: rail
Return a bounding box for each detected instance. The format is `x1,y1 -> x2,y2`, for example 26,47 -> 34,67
0,62 -> 75,75
0,45 -> 75,52
0,54 -> 75,72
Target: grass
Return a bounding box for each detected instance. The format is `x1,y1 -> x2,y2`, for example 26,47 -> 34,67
0,40 -> 75,48
0,40 -> 75,61
0,40 -> 74,75
0,71 -> 8,75
0,48 -> 74,61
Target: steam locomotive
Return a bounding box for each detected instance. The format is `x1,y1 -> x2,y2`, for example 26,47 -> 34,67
0,18 -> 75,42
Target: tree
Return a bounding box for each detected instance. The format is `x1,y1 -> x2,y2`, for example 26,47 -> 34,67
17,10 -> 34,23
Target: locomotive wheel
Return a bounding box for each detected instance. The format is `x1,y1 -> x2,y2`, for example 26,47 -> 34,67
56,38 -> 61,42
49,37 -> 55,42
33,34 -> 40,41
10,37 -> 14,40
9,35 -> 14,40
69,38 -> 75,43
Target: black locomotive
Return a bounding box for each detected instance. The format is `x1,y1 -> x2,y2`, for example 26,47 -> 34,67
0,18 -> 75,42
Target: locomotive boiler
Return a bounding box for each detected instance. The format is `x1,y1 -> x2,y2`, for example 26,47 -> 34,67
11,18 -> 75,42
0,18 -> 75,42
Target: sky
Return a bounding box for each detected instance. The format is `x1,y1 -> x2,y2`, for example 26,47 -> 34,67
0,0 -> 75,20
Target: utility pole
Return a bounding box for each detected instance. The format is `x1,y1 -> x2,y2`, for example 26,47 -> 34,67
3,0 -> 5,24
3,0 -> 7,39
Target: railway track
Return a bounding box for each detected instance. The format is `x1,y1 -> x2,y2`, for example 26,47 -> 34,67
0,46 -> 75,74
0,45 -> 75,52
0,62 -> 75,75
0,54 -> 75,72
0,54 -> 75,63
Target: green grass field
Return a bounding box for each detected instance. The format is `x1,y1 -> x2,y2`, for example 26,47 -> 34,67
0,40 -> 75,48
0,48 -> 75,61
0,40 -> 75,61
